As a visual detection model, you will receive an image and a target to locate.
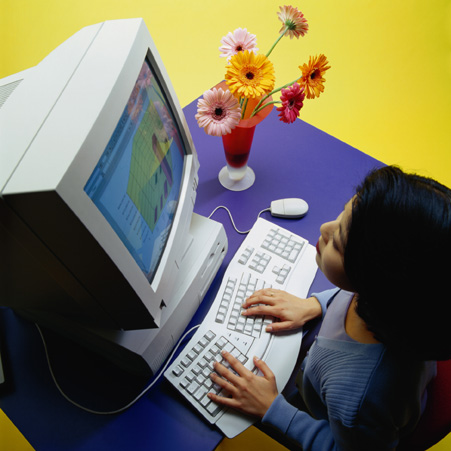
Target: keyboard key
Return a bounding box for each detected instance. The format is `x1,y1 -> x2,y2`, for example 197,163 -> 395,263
194,386 -> 209,401
187,381 -> 200,395
179,377 -> 190,389
200,394 -> 211,407
198,358 -> 208,369
181,357 -> 191,368
187,351 -> 197,361
172,365 -> 184,377
206,401 -> 222,417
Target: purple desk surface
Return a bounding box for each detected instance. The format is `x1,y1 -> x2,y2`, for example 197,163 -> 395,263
0,99 -> 383,451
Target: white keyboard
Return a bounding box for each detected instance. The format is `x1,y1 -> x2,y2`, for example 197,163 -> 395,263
164,217 -> 318,438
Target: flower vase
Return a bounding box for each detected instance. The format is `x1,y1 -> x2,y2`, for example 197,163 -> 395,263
217,81 -> 273,191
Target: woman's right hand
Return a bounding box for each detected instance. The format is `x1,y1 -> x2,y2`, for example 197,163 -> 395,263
242,289 -> 322,333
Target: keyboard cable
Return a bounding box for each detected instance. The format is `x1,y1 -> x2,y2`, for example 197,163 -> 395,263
36,205 -> 268,413
35,323 -> 200,415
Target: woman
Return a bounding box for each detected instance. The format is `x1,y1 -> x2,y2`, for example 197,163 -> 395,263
207,166 -> 451,450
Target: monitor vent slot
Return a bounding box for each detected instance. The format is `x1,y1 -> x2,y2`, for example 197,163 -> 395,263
149,336 -> 175,375
0,79 -> 22,109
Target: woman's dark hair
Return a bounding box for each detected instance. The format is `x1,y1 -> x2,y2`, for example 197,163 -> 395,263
344,166 -> 451,360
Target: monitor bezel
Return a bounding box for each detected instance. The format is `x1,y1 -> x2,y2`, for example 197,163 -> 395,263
34,19 -> 198,327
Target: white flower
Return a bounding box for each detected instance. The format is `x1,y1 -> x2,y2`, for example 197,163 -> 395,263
219,28 -> 258,61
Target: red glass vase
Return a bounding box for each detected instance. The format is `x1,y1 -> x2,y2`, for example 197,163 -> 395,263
216,81 -> 273,191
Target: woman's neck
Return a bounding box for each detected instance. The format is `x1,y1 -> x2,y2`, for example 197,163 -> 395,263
345,295 -> 380,344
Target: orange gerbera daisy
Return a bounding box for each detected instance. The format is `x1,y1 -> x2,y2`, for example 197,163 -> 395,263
225,50 -> 275,99
298,54 -> 331,99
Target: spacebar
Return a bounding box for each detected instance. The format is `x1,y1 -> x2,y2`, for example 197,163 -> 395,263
246,329 -> 273,368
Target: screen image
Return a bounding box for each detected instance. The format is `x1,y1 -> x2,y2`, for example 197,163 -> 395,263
84,59 -> 186,283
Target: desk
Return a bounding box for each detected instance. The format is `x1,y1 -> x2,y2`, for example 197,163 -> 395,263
0,99 -> 382,451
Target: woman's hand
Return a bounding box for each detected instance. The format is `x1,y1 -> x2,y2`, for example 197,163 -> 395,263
208,351 -> 278,418
242,289 -> 322,333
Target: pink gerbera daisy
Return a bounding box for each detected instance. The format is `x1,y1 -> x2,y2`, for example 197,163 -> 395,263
277,5 -> 309,39
219,28 -> 258,60
276,83 -> 305,123
195,88 -> 242,136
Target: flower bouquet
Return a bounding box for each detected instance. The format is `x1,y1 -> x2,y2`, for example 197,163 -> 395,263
195,5 -> 331,190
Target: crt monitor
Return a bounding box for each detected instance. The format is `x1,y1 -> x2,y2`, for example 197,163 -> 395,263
0,19 -> 227,376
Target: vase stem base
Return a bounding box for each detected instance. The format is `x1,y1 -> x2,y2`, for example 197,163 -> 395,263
218,166 -> 255,191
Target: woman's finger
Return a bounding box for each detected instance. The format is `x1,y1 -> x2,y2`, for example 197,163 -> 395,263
210,369 -> 236,394
241,304 -> 276,317
218,351 -> 250,378
243,289 -> 280,308
207,390 -> 239,408
253,356 -> 276,381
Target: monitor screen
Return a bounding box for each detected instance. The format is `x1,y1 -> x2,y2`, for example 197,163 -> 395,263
84,58 -> 186,283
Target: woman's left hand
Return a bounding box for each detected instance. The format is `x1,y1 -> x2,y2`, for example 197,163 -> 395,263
207,351 -> 278,418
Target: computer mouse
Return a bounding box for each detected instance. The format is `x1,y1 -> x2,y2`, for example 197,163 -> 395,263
270,198 -> 309,219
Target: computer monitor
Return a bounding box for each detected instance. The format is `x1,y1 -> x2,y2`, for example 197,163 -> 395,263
0,19 -> 227,376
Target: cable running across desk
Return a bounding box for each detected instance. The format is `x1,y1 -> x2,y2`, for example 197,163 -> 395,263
208,205 -> 270,234
35,323 -> 200,415
33,206 -> 267,415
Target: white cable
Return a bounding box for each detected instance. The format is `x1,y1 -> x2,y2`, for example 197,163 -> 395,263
36,323 -> 200,415
37,206 -> 268,413
208,205 -> 270,234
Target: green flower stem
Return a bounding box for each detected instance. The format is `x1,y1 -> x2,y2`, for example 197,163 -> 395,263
250,77 -> 300,118
241,97 -> 249,119
251,100 -> 281,116
266,27 -> 288,58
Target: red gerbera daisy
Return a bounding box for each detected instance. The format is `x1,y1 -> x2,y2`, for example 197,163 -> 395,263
276,83 -> 305,123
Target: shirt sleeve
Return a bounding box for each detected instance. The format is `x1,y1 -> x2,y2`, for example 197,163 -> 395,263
310,288 -> 340,319
262,393 -> 400,451
262,394 -> 337,450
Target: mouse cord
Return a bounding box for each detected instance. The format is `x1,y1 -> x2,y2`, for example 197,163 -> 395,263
208,205 -> 270,234
35,323 -> 200,415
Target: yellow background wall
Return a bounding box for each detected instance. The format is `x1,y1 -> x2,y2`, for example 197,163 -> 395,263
0,0 -> 450,450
